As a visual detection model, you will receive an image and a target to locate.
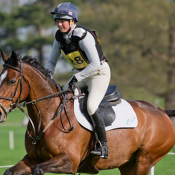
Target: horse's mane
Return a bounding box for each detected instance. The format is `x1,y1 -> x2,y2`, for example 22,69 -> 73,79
22,55 -> 52,79
21,55 -> 62,88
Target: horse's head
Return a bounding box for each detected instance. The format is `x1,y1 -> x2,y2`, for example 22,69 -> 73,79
0,49 -> 30,122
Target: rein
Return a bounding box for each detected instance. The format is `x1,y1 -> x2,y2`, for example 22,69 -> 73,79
0,59 -> 75,146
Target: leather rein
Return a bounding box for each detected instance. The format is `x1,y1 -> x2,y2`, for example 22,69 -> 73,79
0,59 -> 75,146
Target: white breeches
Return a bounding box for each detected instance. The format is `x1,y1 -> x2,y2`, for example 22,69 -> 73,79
64,62 -> 111,115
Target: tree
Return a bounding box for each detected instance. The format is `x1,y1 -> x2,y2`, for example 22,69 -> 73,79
0,0 -> 55,65
1,0 -> 175,109
78,0 -> 175,109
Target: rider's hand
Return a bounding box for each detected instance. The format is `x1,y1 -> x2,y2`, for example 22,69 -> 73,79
47,70 -> 53,79
68,76 -> 78,90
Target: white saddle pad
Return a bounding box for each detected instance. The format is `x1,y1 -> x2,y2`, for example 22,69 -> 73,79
74,98 -> 138,131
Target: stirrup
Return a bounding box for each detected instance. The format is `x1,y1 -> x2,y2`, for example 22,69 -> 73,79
90,141 -> 108,159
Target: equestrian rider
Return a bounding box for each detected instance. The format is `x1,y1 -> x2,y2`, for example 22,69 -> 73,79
46,2 -> 111,159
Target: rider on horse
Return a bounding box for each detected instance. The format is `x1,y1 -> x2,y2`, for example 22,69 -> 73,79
46,2 -> 111,159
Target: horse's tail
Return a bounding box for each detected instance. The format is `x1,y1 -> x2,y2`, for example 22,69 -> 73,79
164,110 -> 175,117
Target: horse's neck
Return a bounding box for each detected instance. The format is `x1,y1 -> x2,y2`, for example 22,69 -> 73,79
24,65 -> 60,123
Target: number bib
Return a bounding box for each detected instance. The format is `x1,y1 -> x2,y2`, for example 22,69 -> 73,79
61,49 -> 89,69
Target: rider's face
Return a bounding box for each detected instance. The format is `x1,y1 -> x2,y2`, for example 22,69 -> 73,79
55,20 -> 71,33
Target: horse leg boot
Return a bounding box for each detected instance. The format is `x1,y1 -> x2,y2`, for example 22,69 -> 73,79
90,109 -> 108,159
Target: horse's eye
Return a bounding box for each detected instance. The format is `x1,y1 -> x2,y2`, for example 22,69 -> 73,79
9,80 -> 16,84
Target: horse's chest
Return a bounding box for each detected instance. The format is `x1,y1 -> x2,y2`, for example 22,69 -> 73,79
26,139 -> 55,161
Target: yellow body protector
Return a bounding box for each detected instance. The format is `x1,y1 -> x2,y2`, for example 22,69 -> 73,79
61,49 -> 89,69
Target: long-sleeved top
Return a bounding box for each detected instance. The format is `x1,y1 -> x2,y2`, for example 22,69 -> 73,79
45,24 -> 107,82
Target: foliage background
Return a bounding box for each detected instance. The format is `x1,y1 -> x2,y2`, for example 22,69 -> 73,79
1,0 -> 175,109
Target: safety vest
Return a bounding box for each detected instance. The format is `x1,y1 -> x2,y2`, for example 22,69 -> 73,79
55,25 -> 108,70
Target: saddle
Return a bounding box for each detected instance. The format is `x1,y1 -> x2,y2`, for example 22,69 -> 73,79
79,85 -> 121,127
77,85 -> 121,174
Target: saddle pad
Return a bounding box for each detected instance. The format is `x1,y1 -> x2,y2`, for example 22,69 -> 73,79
74,98 -> 138,131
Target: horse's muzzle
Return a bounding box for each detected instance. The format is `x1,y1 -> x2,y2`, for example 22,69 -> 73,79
0,111 -> 6,122
0,107 -> 10,123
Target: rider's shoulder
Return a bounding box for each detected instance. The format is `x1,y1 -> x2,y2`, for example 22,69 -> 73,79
72,26 -> 87,41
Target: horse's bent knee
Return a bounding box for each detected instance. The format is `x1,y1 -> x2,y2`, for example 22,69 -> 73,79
4,169 -> 11,175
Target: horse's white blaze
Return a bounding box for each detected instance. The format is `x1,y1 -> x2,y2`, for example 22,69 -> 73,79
0,70 -> 8,86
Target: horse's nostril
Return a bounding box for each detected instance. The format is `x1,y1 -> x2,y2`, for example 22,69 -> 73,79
0,111 -> 2,117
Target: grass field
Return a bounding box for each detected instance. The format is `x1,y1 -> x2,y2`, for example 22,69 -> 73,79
0,109 -> 175,175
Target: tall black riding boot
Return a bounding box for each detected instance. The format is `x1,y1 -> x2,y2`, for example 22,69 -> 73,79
90,109 -> 108,159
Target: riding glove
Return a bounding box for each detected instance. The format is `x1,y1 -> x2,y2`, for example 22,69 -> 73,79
48,71 -> 53,79
69,76 -> 78,90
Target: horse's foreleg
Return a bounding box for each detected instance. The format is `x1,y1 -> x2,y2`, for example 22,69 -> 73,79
32,153 -> 75,175
4,154 -> 35,175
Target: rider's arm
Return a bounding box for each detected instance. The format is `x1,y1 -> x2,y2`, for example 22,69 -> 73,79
74,31 -> 101,82
45,39 -> 61,73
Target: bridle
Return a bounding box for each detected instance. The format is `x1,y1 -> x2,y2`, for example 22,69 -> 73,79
0,59 -> 75,146
0,59 -> 29,114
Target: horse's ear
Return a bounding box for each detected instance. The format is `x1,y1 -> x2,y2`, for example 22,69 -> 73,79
0,49 -> 9,63
10,51 -> 19,67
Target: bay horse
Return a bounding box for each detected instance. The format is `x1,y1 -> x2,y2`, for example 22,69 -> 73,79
0,49 -> 175,175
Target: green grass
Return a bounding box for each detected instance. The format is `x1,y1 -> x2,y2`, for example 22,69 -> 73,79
0,109 -> 175,175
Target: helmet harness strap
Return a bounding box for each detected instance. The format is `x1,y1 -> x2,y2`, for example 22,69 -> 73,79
62,19 -> 74,34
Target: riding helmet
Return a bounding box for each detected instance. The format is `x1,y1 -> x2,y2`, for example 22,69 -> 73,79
51,2 -> 78,22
